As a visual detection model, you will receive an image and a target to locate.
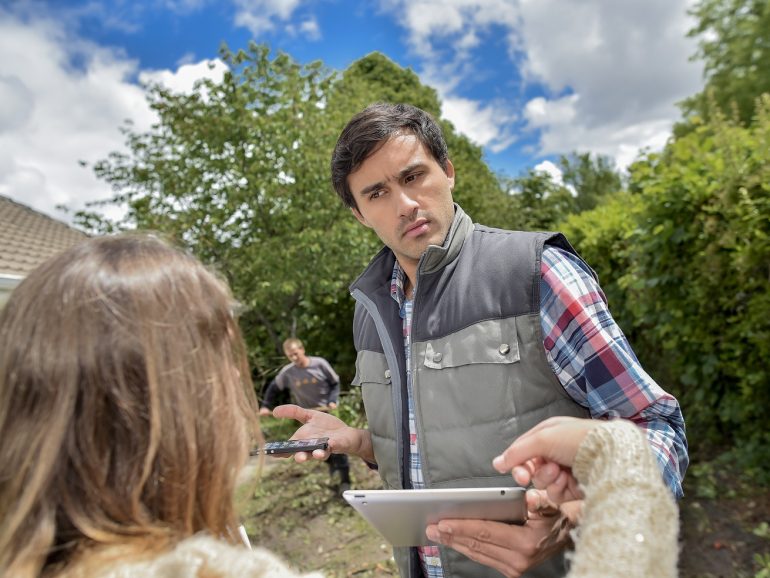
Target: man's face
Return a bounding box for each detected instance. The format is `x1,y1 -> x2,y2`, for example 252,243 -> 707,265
284,344 -> 308,367
348,133 -> 455,273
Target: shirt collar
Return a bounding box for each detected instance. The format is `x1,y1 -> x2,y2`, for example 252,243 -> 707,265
389,260 -> 407,307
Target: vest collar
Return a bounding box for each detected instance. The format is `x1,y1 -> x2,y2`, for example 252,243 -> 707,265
418,203 -> 473,275
350,204 -> 473,295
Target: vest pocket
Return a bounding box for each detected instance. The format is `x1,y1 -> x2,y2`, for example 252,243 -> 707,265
352,349 -> 392,387
421,317 -> 520,370
414,317 -> 522,440
353,349 -> 398,487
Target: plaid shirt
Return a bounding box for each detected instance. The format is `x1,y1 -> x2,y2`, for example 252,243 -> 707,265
390,245 -> 688,578
391,270 -> 443,575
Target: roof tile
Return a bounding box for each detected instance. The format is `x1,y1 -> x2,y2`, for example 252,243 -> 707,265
0,195 -> 88,277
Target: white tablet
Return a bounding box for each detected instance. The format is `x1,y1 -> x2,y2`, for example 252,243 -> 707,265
343,487 -> 527,547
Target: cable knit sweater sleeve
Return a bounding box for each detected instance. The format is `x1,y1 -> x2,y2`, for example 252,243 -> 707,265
567,420 -> 679,578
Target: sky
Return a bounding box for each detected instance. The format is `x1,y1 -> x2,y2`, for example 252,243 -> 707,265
0,0 -> 705,223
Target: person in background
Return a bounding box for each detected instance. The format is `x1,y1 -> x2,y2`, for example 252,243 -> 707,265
0,235 -> 321,578
426,416 -> 679,578
260,338 -> 351,494
272,102 -> 688,578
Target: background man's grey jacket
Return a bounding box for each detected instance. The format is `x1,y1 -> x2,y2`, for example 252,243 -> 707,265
349,206 -> 590,578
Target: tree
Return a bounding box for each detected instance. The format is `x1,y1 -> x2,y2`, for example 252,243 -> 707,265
626,100 -> 770,449
562,98 -> 770,463
559,191 -> 642,338
81,43 -> 373,380
78,45 -> 514,384
558,152 -> 623,213
679,0 -> 770,128
502,169 -> 576,231
328,52 -> 511,229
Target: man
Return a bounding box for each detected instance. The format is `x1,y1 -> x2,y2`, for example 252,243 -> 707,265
260,337 -> 351,494
273,103 -> 687,578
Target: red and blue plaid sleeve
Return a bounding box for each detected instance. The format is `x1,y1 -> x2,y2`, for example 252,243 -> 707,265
540,246 -> 688,498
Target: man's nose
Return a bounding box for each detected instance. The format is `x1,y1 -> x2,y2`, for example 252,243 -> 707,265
396,187 -> 419,218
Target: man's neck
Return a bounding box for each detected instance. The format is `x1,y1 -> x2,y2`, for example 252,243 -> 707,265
404,278 -> 415,301
397,258 -> 418,296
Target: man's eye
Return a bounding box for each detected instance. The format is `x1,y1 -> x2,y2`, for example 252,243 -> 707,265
369,190 -> 383,200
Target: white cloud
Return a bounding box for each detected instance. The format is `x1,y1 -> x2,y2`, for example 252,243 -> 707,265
161,0 -> 210,12
519,0 -> 699,111
0,74 -> 35,132
533,160 -> 564,186
0,9 -> 153,222
516,0 -> 702,164
379,0 -> 703,171
299,17 -> 321,40
233,0 -> 304,36
513,0 -> 703,168
285,16 -> 321,40
524,95 -> 579,128
139,59 -> 227,93
379,0 -> 520,61
0,6 -> 229,223
176,52 -> 198,66
442,97 -> 518,153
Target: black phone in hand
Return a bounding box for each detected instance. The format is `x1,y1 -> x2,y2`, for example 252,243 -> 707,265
250,437 -> 329,456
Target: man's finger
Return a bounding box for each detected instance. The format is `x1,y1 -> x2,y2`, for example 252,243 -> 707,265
273,404 -> 313,423
435,533 -> 528,578
427,519 -> 539,578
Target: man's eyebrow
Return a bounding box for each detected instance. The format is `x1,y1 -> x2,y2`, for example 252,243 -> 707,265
357,180 -> 386,199
354,162 -> 428,198
398,162 -> 427,179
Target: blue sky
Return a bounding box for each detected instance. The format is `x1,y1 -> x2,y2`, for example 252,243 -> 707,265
0,0 -> 704,221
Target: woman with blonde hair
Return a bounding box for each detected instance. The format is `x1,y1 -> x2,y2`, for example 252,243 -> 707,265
0,234 -> 320,578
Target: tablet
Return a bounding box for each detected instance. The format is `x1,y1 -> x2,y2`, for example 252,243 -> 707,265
343,487 -> 527,547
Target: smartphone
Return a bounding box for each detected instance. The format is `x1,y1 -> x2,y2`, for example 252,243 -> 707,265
250,437 -> 329,456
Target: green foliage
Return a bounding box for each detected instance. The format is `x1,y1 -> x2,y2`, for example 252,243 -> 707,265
755,553 -> 770,578
679,0 -> 770,129
77,45 -> 511,385
503,169 -> 576,231
504,152 -> 624,232
334,386 -> 367,429
686,462 -> 721,500
754,522 -> 770,540
564,97 -> 770,467
559,192 -> 643,338
259,415 -> 304,443
79,43 -> 375,377
329,52 -> 511,228
559,152 -> 623,213
627,100 -> 770,445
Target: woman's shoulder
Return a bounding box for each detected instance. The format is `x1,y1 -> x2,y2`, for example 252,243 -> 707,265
92,534 -> 323,578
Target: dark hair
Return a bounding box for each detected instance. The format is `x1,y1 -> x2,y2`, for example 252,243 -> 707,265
330,103 -> 449,209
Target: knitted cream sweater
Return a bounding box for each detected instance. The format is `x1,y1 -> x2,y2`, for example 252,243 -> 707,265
567,419 -> 679,578
86,535 -> 323,578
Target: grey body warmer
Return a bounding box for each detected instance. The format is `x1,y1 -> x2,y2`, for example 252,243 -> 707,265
349,206 -> 590,578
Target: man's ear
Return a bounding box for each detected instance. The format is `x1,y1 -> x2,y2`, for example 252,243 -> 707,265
445,158 -> 456,191
351,206 -> 371,228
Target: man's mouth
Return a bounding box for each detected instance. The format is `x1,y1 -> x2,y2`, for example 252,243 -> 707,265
403,218 -> 429,238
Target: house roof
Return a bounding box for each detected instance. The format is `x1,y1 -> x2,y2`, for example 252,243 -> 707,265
0,195 -> 88,277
